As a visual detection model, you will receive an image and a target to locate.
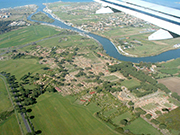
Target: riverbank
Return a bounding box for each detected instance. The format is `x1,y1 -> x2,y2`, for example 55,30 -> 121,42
43,3 -> 139,57
44,1 -> 180,58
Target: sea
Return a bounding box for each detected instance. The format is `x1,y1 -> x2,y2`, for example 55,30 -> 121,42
0,0 -> 180,10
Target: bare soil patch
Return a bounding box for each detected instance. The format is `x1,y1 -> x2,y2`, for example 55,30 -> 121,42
158,77 -> 180,94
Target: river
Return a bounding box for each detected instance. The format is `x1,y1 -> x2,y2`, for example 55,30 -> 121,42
27,3 -> 180,63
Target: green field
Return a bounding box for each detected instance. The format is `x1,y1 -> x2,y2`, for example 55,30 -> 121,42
103,75 -> 119,81
0,25 -> 60,48
36,34 -> 98,48
168,98 -> 180,106
158,58 -> 180,75
0,77 -> 12,113
161,58 -> 180,68
29,93 -> 118,135
104,108 -> 118,117
0,59 -> 45,80
121,78 -> 140,89
112,111 -> 133,125
0,114 -> 21,135
124,117 -> 160,135
157,107 -> 180,131
142,103 -> 157,110
31,12 -> 55,23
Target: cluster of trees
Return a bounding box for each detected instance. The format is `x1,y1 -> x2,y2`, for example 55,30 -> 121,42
129,82 -> 158,97
136,62 -> 152,68
75,71 -> 86,77
108,62 -> 171,96
171,92 -> 180,101
109,62 -> 157,85
135,107 -> 146,117
12,53 -> 25,59
156,83 -> 170,94
94,81 -> 122,93
0,110 -> 14,121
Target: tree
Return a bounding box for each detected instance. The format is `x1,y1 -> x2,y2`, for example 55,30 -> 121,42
151,119 -> 160,125
162,108 -> 169,112
145,114 -> 152,119
128,101 -> 134,106
159,123 -> 167,129
120,119 -> 128,125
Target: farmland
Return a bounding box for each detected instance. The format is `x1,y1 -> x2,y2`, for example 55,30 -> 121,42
0,77 -> 12,113
158,107 -> 180,131
158,77 -> 180,95
0,114 -> 21,135
29,93 -> 118,135
0,25 -> 60,48
0,59 -> 45,80
124,117 -> 161,135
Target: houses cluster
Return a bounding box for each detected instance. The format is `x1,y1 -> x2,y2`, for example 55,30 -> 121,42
53,2 -> 146,32
8,21 -> 30,27
0,12 -> 11,19
173,43 -> 180,48
134,64 -> 157,73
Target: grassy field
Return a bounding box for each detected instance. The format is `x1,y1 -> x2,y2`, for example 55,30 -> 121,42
157,107 -> 180,131
0,114 -> 21,135
142,103 -> 158,110
0,25 -> 60,48
31,12 -> 54,23
112,111 -> 133,125
0,59 -> 45,80
29,93 -> 118,135
124,117 -> 161,135
158,58 -> 180,75
36,34 -> 98,48
160,58 -> 180,68
168,98 -> 180,106
121,78 -> 140,89
103,75 -> 119,81
0,77 -> 12,113
104,108 -> 118,117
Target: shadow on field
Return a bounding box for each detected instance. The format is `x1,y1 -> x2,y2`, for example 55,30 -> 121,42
27,109 -> 32,113
36,130 -> 42,134
30,116 -> 35,119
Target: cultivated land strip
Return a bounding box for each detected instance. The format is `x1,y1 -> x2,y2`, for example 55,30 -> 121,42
0,32 -> 62,56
